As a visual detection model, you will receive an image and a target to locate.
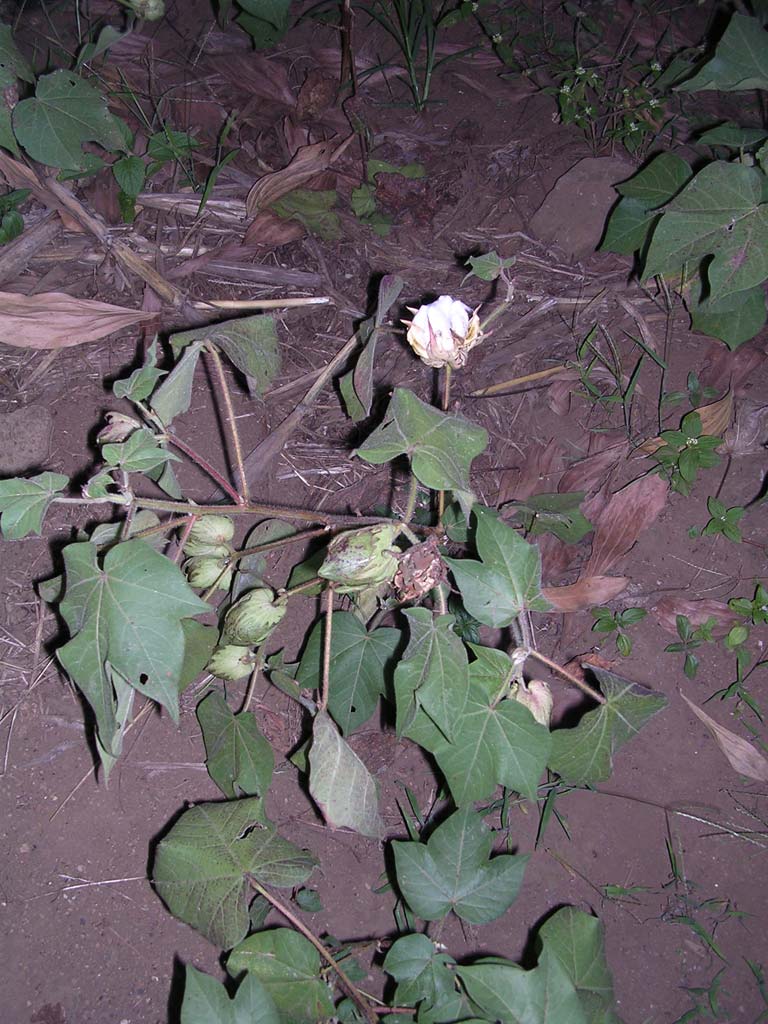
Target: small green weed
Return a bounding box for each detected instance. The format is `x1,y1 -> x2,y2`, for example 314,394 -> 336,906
664,615 -> 717,679
650,411 -> 722,496
699,497 -> 745,544
591,605 -> 647,657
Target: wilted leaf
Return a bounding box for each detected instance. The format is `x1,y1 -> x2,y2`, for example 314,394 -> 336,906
444,505 -> 550,628
680,692 -> 768,781
0,291 -> 154,350
13,70 -> 125,170
153,798 -> 316,949
393,807 -> 528,923
171,316 -> 280,395
0,471 -> 68,539
227,928 -> 334,1023
151,342 -> 204,425
244,209 -> 305,247
696,389 -> 733,436
197,691 -> 274,799
654,597 -> 738,636
543,576 -> 629,612
585,474 -> 668,576
246,136 -> 352,215
340,275 -> 404,421
297,611 -> 400,734
309,709 -> 384,838
549,666 -> 667,784
356,388 -> 488,515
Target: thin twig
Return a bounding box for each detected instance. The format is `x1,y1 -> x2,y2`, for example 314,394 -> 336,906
206,344 -> 249,503
166,433 -> 242,504
239,654 -> 263,715
525,649 -> 606,704
247,878 -> 378,1024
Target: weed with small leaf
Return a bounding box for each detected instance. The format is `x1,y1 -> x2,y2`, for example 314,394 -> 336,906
591,605 -> 647,657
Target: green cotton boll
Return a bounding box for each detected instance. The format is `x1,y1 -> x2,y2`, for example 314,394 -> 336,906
318,524 -> 399,593
126,0 -> 165,19
185,555 -> 232,591
187,514 -> 235,548
222,588 -> 286,646
207,644 -> 256,682
184,540 -> 231,558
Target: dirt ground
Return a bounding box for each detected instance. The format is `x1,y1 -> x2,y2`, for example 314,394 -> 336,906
1,2 -> 768,1022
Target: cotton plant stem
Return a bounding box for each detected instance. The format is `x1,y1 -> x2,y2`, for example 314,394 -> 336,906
130,496 -> 400,526
238,654 -> 264,715
525,649 -> 606,705
206,344 -> 250,504
233,526 -> 331,562
165,433 -> 243,504
172,513 -> 198,564
319,585 -> 335,714
401,473 -> 419,524
247,878 -> 379,1024
436,364 -> 452,524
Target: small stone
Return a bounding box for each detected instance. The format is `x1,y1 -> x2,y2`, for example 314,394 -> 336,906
0,405 -> 53,475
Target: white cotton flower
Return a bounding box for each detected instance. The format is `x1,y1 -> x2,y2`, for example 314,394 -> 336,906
404,295 -> 482,369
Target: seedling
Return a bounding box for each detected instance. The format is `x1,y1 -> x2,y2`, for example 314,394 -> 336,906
700,497 -> 745,543
650,411 -> 722,496
663,371 -> 719,410
664,614 -> 717,679
591,605 -> 647,657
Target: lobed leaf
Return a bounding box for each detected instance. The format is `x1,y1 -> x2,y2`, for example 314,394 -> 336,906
197,691 -> 274,799
0,471 -> 68,539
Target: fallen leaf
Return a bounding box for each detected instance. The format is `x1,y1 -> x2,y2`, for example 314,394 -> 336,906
563,653 -> 616,681
244,209 -> 306,247
701,337 -> 767,396
543,576 -> 630,612
0,291 -> 155,349
295,69 -> 337,122
539,534 -> 579,579
680,692 -> 768,782
558,442 -> 627,495
697,390 -> 733,437
654,597 -> 739,636
246,135 -> 353,216
546,377 -> 572,416
722,400 -> 768,456
585,473 -> 669,577
497,438 -> 563,504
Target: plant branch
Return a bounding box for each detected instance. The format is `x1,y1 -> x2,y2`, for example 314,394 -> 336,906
239,653 -> 264,715
401,473 -> 419,524
319,584 -> 334,714
206,344 -> 249,503
165,433 -> 243,504
247,878 -> 379,1024
524,649 -> 606,704
233,527 -> 331,562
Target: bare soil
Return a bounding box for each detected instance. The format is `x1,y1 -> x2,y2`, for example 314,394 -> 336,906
1,3 -> 767,1023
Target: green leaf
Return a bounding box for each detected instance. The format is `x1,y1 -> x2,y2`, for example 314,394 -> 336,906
697,122 -> 768,149
0,207 -> 23,244
392,807 -> 528,923
509,492 -> 593,544
457,950 -> 586,1024
112,154 -> 145,197
181,965 -> 281,1024
271,188 -> 340,241
464,250 -> 516,281
297,611 -> 400,734
340,275 -> 404,421
538,909 -> 621,1023
171,316 -> 280,395
676,13 -> 768,92
644,161 -> 768,303
444,505 -> 550,628
408,645 -> 550,802
0,471 -> 68,539
368,158 -> 426,180
227,928 -> 334,1023
178,620 -> 218,692
356,388 -> 488,516
58,540 -> 209,762
150,341 -> 204,425
197,690 -> 274,799
308,709 -> 384,838
113,339 -> 166,401
688,280 -> 766,349
13,70 -> 126,171
236,0 -> 292,47
146,128 -> 199,168
548,665 -> 667,784
153,797 -> 316,949
615,152 -> 691,207
600,196 -> 660,255
0,24 -> 34,88
76,25 -> 131,70
102,428 -> 177,474
393,608 -> 469,740
383,934 -> 457,1009
0,104 -> 19,157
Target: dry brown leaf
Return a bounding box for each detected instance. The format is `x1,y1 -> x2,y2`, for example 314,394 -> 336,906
246,135 -> 353,216
0,292 -> 155,349
563,652 -> 616,680
585,472 -> 669,577
244,210 -> 306,248
559,441 -> 627,495
697,389 -> 733,436
722,400 -> 768,456
701,337 -> 767,396
680,692 -> 768,782
543,575 -> 629,611
654,597 -> 739,636
295,69 -> 337,122
497,438 -> 563,505
539,534 -> 579,579
546,377 -> 572,416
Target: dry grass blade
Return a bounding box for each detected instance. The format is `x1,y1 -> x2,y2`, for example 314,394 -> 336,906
654,597 -> 739,636
0,291 -> 155,349
543,575 -> 629,611
680,692 -> 768,782
585,473 -> 668,577
246,135 -> 354,216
